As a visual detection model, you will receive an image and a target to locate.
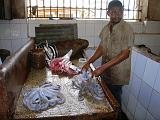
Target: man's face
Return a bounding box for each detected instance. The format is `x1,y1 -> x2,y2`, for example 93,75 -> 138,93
107,6 -> 123,24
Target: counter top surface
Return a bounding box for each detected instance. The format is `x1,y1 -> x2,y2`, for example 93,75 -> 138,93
14,60 -> 114,119
133,46 -> 160,63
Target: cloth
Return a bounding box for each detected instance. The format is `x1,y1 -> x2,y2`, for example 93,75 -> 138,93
99,19 -> 134,85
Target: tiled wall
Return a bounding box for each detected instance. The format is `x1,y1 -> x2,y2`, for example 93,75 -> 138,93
0,19 -> 160,55
0,19 -> 160,120
0,19 -> 29,53
121,50 -> 160,120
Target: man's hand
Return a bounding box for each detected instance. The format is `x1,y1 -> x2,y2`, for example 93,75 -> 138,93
81,62 -> 90,72
91,66 -> 104,77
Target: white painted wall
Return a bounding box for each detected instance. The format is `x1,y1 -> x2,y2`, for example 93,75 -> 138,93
0,19 -> 160,55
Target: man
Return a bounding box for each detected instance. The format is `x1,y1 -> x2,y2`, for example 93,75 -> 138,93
82,0 -> 134,104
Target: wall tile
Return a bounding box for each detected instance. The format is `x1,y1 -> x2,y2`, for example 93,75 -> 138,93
121,86 -> 130,108
0,40 -> 12,52
130,74 -> 142,98
134,102 -> 147,120
57,19 -> 77,24
85,23 -> 95,37
138,81 -> 153,109
131,50 -> 138,73
134,34 -> 142,45
94,22 -> 103,37
128,72 -> 133,90
146,46 -> 160,56
11,39 -> 26,53
140,34 -> 160,46
0,24 -> 11,39
85,37 -> 95,47
134,53 -> 148,79
94,36 -> 101,47
77,23 -> 86,38
10,19 -> 27,24
28,23 -> 38,37
76,20 -> 86,24
0,20 -> 10,24
154,66 -> 160,93
126,110 -> 134,120
130,22 -> 143,33
122,103 -> 127,114
127,93 -> 137,116
145,21 -> 160,33
145,111 -> 156,120
143,59 -> 159,88
148,90 -> 160,120
20,24 -> 28,38
10,24 -> 21,39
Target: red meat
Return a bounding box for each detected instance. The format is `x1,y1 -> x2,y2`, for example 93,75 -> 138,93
49,57 -> 77,76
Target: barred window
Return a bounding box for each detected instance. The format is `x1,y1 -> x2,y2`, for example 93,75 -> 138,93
27,0 -> 142,20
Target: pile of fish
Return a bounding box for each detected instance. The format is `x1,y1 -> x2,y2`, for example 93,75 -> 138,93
23,82 -> 65,112
49,49 -> 80,76
72,71 -> 105,101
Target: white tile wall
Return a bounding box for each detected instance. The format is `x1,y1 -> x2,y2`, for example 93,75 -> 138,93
145,112 -> 156,120
94,36 -> 101,47
134,53 -> 148,79
122,49 -> 160,120
121,86 -> 130,107
154,67 -> 160,93
140,34 -> 160,46
126,110 -> 134,120
129,22 -> 143,33
127,93 -> 137,116
1,19 -> 160,54
0,23 -> 11,39
143,59 -> 159,88
0,19 -> 160,120
131,50 -> 138,73
134,101 -> 147,120
148,90 -> 160,120
147,46 -> 160,55
12,38 -> 29,53
138,81 -> 152,109
145,21 -> 160,33
10,24 -> 22,39
85,23 -> 95,37
130,74 -> 142,98
0,40 -> 12,52
77,23 -> 86,38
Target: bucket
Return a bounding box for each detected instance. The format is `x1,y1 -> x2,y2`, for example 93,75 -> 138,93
0,49 -> 10,62
31,48 -> 45,69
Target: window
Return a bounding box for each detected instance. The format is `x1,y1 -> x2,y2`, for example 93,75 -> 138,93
27,0 -> 142,20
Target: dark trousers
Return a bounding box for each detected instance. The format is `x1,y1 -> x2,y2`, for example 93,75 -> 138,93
107,84 -> 128,120
107,84 -> 122,104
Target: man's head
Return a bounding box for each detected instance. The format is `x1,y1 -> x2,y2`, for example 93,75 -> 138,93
107,0 -> 123,24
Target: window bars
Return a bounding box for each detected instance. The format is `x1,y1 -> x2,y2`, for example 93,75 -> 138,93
27,0 -> 142,20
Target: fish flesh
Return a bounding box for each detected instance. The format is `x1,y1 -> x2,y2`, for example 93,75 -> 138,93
49,49 -> 79,76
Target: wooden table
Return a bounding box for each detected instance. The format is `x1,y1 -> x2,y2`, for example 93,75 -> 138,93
14,60 -> 119,120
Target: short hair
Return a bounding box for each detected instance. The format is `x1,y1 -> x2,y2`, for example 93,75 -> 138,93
108,0 -> 123,11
